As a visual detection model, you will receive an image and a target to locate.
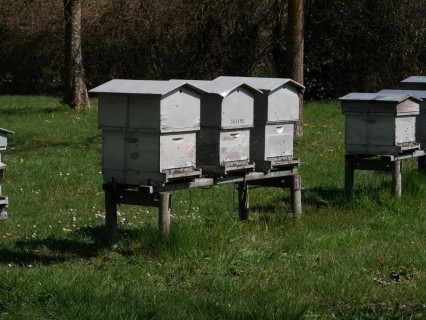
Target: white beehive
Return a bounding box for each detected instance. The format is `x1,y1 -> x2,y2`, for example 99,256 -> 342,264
0,128 -> 14,221
250,122 -> 294,161
215,76 -> 304,168
379,89 -> 426,149
90,80 -> 206,186
401,76 -> 426,91
340,93 -> 421,155
215,76 -> 305,123
172,79 -> 260,173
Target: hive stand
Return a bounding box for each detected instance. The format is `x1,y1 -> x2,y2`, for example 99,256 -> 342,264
344,150 -> 425,197
103,161 -> 301,246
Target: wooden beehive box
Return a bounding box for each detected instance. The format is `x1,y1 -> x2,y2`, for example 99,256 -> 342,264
171,79 -> 260,173
215,76 -> 304,170
340,93 -> 421,155
0,128 -> 14,151
379,89 -> 426,149
102,131 -> 197,186
90,80 -> 206,186
401,76 -> 426,91
0,128 -> 14,221
93,79 -> 203,132
215,76 -> 305,123
250,122 -> 294,167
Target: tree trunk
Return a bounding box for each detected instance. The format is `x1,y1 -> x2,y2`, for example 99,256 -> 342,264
286,0 -> 304,136
64,0 -> 90,110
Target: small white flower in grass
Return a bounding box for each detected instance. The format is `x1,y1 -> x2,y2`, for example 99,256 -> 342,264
28,265 -> 33,268
8,264 -> 13,267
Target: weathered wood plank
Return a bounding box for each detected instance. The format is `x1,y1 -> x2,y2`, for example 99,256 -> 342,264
392,160 -> 402,198
158,192 -> 172,235
291,174 -> 302,219
105,188 -> 118,246
237,182 -> 249,220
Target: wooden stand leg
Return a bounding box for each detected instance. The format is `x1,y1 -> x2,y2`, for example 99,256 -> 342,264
237,182 -> 249,220
345,155 -> 355,194
158,192 -> 172,235
291,174 -> 302,219
105,188 -> 118,247
392,160 -> 402,198
418,156 -> 426,172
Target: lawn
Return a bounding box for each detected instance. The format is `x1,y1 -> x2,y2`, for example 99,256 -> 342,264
0,96 -> 425,319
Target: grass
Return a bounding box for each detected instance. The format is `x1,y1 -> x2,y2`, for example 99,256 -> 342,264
0,96 -> 425,319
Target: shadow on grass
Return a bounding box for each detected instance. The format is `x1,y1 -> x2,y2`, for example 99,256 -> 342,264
0,224 -> 187,266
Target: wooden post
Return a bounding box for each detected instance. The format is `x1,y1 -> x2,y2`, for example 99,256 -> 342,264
392,160 -> 402,198
105,188 -> 118,247
418,156 -> 426,172
291,174 -> 302,219
237,182 -> 249,220
345,155 -> 355,194
158,192 -> 172,235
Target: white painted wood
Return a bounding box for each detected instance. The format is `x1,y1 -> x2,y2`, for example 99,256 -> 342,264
250,123 -> 294,161
0,128 -> 14,151
267,85 -> 300,122
401,76 -> 426,90
197,128 -> 250,166
215,76 -> 304,123
378,89 -> 426,148
172,79 -> 257,129
395,117 -> 416,144
102,130 -> 197,185
341,93 -> 421,155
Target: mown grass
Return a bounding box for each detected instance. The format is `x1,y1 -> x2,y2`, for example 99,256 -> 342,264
0,96 -> 425,319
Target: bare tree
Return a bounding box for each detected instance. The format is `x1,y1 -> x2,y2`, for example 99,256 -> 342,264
64,0 -> 90,110
285,0 -> 304,136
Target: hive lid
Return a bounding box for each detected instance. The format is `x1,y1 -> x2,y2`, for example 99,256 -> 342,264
170,79 -> 262,97
401,76 -> 426,84
215,76 -> 305,93
0,128 -> 15,135
378,89 -> 426,99
339,92 -> 422,103
90,79 -> 208,95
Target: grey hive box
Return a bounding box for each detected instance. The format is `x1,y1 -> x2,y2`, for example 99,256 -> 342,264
379,89 -> 426,149
339,93 -> 421,155
216,76 -> 304,169
216,76 -> 305,123
90,79 -> 206,186
171,79 -> 261,174
401,76 -> 426,91
0,128 -> 14,221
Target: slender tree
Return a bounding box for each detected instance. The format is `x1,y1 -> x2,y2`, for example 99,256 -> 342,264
64,0 -> 90,110
285,0 -> 304,136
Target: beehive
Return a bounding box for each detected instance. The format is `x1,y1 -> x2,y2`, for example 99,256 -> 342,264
340,93 -> 421,155
0,128 -> 14,221
379,89 -> 426,149
216,76 -> 305,123
401,76 -> 426,91
215,76 -> 304,168
172,79 -> 260,173
90,80 -> 206,186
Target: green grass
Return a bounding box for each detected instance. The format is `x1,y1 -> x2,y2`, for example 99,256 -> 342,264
0,96 -> 425,319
